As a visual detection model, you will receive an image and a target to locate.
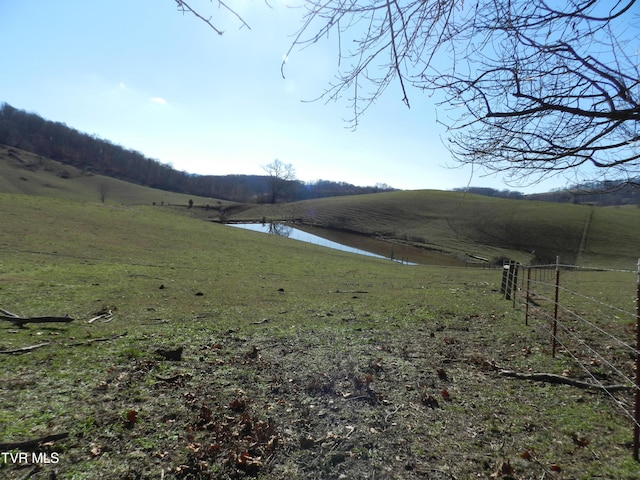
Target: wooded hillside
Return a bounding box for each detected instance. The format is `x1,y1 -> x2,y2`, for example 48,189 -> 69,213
0,103 -> 394,202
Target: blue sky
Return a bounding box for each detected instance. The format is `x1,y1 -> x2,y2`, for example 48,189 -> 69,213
0,0 -> 572,192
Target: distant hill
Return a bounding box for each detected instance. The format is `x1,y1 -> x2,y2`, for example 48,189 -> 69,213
0,102 -> 394,202
528,180 -> 640,206
224,189 -> 640,268
455,182 -> 640,206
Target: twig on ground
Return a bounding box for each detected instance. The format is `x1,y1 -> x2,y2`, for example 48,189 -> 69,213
498,369 -> 631,392
384,404 -> 402,423
67,332 -> 128,347
0,433 -> 69,451
0,307 -> 20,318
0,342 -> 51,355
88,310 -> 114,323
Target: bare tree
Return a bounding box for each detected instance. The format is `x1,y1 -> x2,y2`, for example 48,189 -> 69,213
180,1 -> 640,186
173,0 -> 250,35
263,159 -> 296,204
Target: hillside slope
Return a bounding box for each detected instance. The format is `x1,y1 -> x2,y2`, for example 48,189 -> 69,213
0,144 -> 230,207
227,190 -> 640,267
3,143 -> 637,268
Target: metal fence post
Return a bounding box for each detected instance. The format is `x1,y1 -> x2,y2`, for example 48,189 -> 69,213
501,262 -> 510,296
511,262 -> 519,308
634,258 -> 640,461
552,256 -> 560,358
525,266 -> 531,326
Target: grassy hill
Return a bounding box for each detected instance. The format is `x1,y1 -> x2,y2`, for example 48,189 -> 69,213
225,190 -> 640,268
0,144 -> 231,207
3,143 -> 639,269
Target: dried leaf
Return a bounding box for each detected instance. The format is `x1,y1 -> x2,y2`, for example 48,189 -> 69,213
572,433 -> 589,447
126,409 -> 138,425
437,368 -> 448,380
490,459 -> 514,478
520,449 -> 534,461
229,398 -> 247,412
200,403 -> 213,422
186,442 -> 201,453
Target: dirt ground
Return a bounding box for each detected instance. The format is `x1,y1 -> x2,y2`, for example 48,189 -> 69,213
3,306 -> 635,480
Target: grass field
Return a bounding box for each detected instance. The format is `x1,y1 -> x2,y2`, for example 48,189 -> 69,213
2,191 -> 640,479
3,145 -> 640,478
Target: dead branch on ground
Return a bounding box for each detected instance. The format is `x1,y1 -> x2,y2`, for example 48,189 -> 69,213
497,368 -> 631,393
0,433 -> 69,451
0,342 -> 51,355
479,359 -> 632,392
1,308 -> 74,328
88,310 -> 114,324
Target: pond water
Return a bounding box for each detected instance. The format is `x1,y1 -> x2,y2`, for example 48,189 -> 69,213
229,222 -> 415,264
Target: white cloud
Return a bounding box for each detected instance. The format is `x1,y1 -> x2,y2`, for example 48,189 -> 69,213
150,97 -> 168,105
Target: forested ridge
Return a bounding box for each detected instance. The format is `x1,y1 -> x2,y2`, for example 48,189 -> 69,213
0,103 -> 394,202
3,103 -> 638,206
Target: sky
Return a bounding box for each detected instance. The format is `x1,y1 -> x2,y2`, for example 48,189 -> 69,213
0,0 -> 575,192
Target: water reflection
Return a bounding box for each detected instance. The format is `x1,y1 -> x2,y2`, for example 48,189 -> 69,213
265,223 -> 292,238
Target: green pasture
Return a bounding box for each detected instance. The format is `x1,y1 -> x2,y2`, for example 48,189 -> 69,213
1,193 -> 640,479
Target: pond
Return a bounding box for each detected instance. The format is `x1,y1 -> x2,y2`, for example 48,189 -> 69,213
229,222 -> 406,262
228,223 -> 464,266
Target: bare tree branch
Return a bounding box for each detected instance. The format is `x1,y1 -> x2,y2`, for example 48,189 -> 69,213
181,0 -> 640,186
174,0 -> 251,35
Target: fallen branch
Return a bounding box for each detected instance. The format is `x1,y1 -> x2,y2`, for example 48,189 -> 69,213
67,332 -> 128,347
498,369 -> 632,393
0,342 -> 51,355
88,311 -> 114,324
0,432 -> 69,451
1,314 -> 74,328
0,307 -> 20,318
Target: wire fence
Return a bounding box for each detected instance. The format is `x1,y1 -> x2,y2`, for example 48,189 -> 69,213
501,258 -> 640,460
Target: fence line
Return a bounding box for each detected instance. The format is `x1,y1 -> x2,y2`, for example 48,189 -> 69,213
500,258 -> 640,460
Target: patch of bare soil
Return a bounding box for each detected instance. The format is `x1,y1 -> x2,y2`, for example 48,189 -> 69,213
2,313 -> 635,479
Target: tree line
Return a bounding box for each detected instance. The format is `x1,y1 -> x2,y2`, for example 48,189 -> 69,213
455,182 -> 640,207
0,103 -> 394,202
